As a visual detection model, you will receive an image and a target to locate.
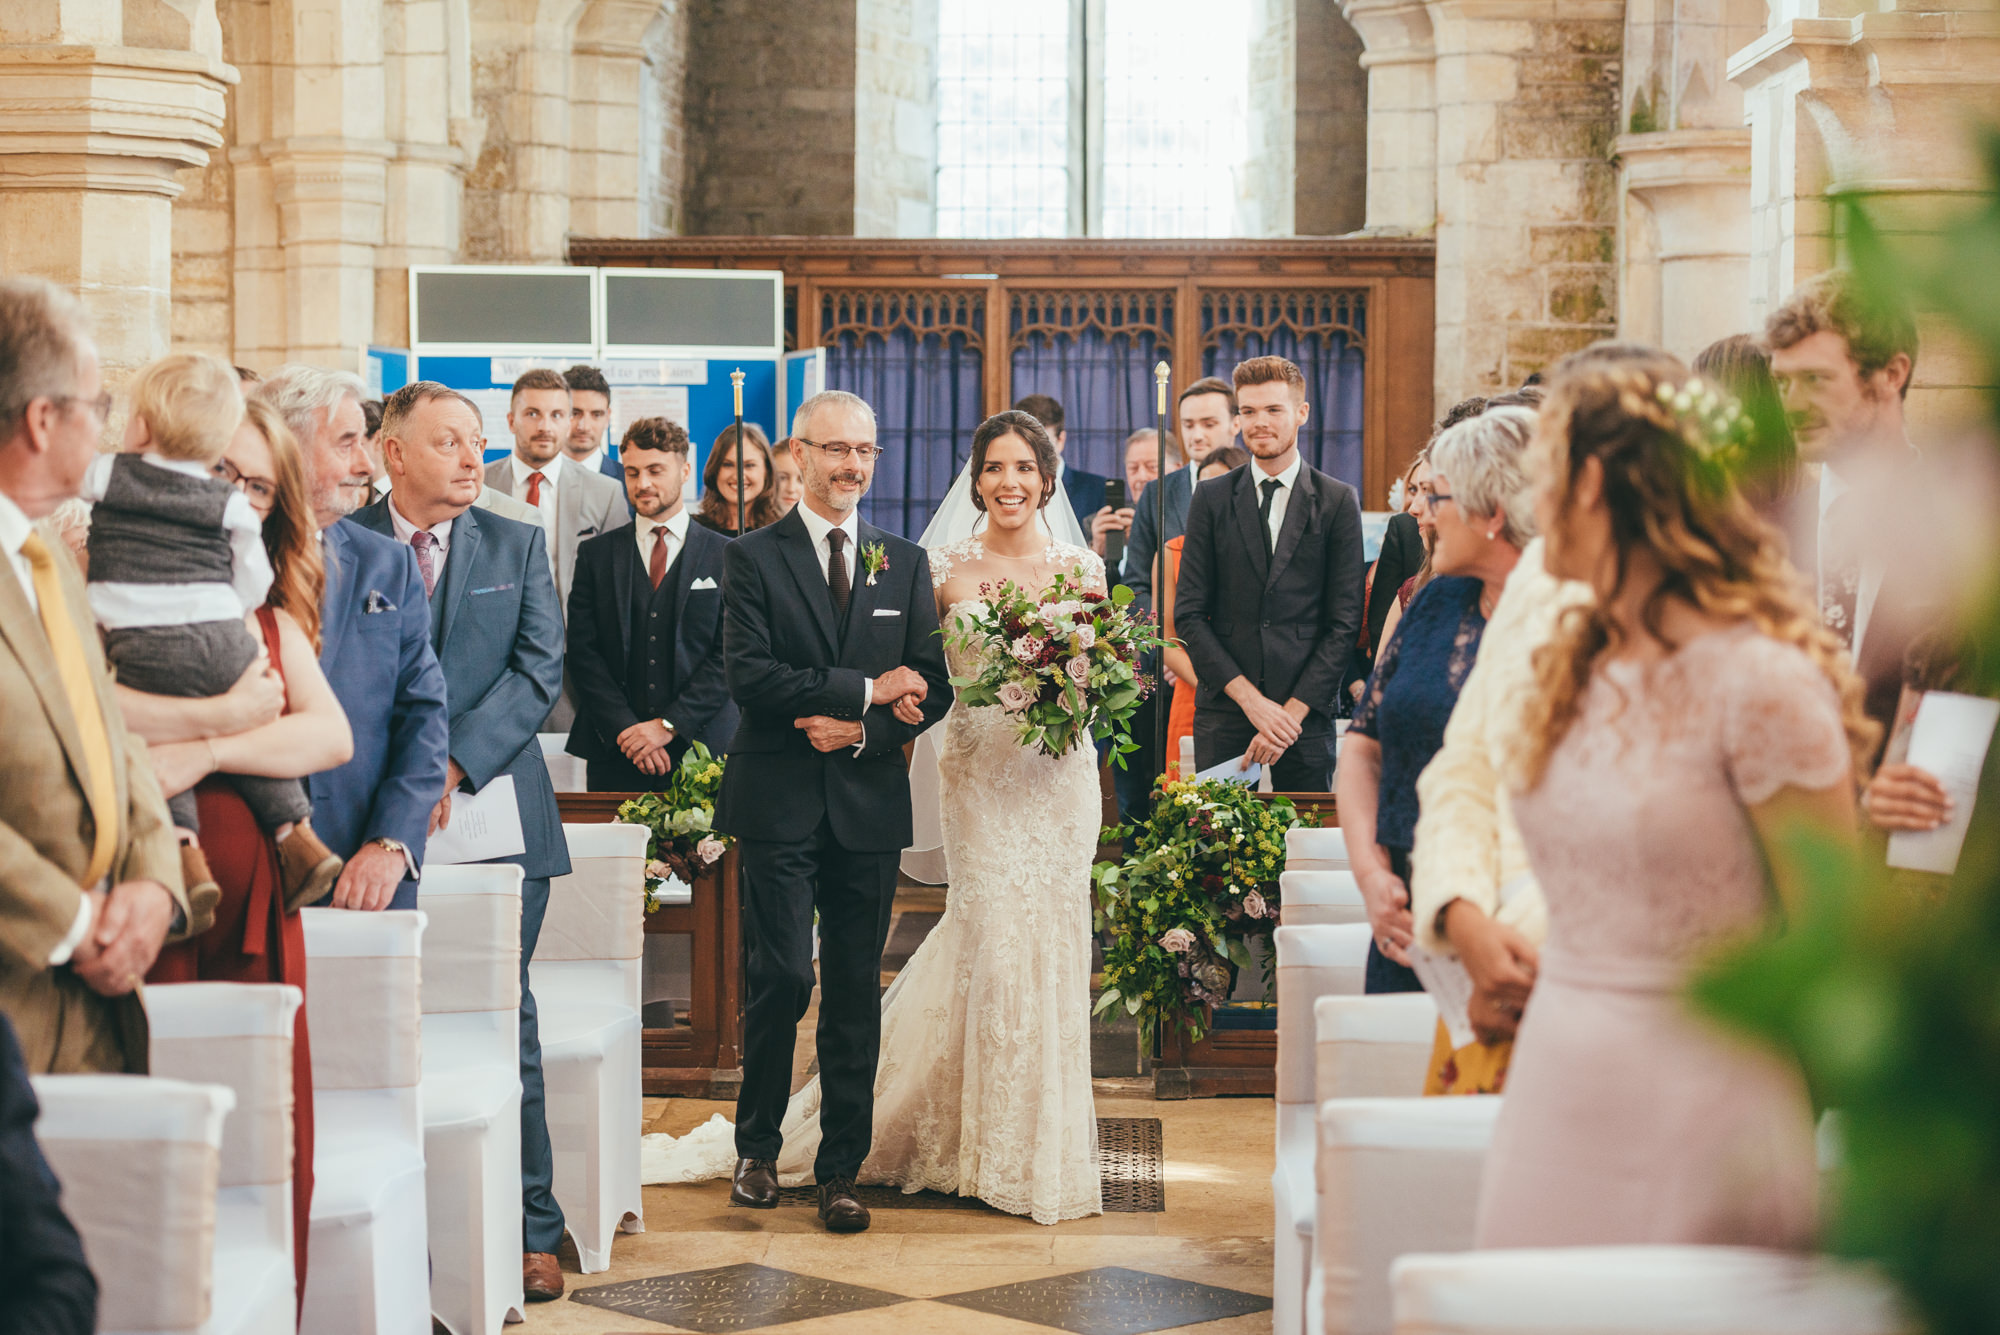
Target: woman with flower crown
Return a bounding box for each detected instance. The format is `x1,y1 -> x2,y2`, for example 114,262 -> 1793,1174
642,410 -> 1106,1225
1473,346 -> 1877,1249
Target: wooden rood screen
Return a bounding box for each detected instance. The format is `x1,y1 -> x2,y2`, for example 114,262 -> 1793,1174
569,238 -> 1436,538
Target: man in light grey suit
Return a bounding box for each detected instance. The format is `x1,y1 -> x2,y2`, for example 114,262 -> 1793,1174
485,368 -> 625,731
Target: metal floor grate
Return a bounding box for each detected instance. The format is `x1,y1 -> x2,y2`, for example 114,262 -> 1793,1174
768,1117 -> 1164,1213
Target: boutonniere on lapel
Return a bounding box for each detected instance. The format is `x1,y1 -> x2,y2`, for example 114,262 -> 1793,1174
861,541 -> 889,587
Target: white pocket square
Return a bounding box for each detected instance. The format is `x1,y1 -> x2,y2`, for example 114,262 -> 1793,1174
688,577 -> 718,591
872,608 -> 901,617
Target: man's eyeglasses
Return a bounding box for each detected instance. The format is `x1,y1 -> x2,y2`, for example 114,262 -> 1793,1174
214,457 -> 279,509
797,438 -> 884,463
53,392 -> 114,424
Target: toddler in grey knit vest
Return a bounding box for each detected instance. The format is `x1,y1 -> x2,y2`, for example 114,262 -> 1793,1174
83,354 -> 342,911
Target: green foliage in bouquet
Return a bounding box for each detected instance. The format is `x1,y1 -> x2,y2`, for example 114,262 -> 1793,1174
615,740 -> 730,912
1091,777 -> 1313,1049
1689,134 -> 2000,1335
945,569 -> 1162,764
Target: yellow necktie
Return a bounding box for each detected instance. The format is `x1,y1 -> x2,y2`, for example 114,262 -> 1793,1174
21,533 -> 118,886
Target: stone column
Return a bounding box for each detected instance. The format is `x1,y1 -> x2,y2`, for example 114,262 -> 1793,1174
1613,0 -> 1758,359
1425,0 -> 1625,409
854,0 -> 935,237
464,0 -> 587,262
0,8 -> 235,382
570,0 -> 680,241
1731,2 -> 2000,427
377,0 -> 476,347
1340,0 -> 1436,234
231,0 -> 390,368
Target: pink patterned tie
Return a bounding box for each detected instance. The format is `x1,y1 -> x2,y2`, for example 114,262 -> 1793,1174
411,530 -> 438,598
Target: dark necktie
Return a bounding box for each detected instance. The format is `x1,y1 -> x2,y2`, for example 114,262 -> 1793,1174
827,528 -> 851,615
1258,478 -> 1282,555
525,470 -> 546,507
648,525 -> 670,590
411,530 -> 439,598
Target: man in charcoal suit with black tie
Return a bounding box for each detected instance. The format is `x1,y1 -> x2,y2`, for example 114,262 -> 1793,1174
565,416 -> 736,790
715,390 -> 951,1233
1174,355 -> 1364,792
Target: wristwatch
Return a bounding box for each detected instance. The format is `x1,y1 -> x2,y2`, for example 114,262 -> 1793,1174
372,837 -> 408,857
658,719 -> 675,740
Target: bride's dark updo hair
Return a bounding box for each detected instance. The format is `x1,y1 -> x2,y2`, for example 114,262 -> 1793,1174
968,410 -> 1060,513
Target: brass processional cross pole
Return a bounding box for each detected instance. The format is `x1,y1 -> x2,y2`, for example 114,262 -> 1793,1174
1153,359 -> 1171,777
730,368 -> 746,536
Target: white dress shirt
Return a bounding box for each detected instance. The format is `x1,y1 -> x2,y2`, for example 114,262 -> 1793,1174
0,490 -> 98,963
510,452 -> 562,556
572,445 -> 608,476
636,508 -> 690,569
793,503 -> 873,725
1817,463 -> 1885,662
388,497 -> 455,562
1251,453 -> 1304,551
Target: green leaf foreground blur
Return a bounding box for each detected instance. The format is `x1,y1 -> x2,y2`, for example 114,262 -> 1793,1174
1688,132 -> 2000,1335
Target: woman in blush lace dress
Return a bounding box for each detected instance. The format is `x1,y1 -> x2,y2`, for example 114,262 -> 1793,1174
645,410 -> 1104,1224
1475,348 -> 1877,1250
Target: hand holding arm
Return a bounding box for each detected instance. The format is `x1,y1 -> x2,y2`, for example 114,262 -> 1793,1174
116,654 -> 284,745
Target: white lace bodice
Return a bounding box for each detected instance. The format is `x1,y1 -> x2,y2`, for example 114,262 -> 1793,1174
931,536 -> 1106,680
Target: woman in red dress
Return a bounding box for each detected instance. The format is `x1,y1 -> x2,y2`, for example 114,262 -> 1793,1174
122,397 -> 354,1307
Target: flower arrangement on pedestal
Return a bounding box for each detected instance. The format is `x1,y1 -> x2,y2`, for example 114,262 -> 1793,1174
614,741 -> 730,912
1091,776 -> 1312,1048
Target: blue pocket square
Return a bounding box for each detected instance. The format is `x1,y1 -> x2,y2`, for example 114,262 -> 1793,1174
363,589 -> 397,613
470,583 -> 516,596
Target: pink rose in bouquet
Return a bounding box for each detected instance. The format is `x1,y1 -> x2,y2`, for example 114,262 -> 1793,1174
997,680 -> 1033,713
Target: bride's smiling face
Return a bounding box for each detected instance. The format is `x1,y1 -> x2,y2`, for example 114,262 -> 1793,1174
976,433 -> 1048,532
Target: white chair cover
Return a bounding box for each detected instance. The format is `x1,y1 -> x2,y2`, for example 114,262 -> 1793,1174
1314,993 -> 1438,1105
1282,869 -> 1367,927
533,822 -> 649,1272
35,1073 -> 234,1335
419,864 -> 526,1335
537,733 -> 587,793
1288,825 -> 1349,872
147,982 -> 303,1335
298,908 -> 431,1335
1273,923 -> 1374,1335
1388,1247 -> 1910,1335
1319,1095 -> 1503,1335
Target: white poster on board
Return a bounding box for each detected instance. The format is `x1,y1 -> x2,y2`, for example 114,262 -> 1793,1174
611,385 -> 692,446
466,389 -> 517,448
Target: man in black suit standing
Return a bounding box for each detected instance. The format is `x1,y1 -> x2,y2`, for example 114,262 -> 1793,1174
1175,356 -> 1364,792
0,1012 -> 96,1334
561,364 -> 633,516
1123,376 -> 1239,604
1014,393 -> 1109,529
716,390 -> 951,1234
565,417 -> 737,790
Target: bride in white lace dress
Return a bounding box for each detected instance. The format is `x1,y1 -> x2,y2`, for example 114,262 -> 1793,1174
644,411 -> 1105,1224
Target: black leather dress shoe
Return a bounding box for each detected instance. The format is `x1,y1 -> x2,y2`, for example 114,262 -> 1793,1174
730,1157 -> 779,1209
817,1177 -> 870,1233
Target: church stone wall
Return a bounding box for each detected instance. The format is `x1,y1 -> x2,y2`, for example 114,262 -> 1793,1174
1296,0 -> 1368,235
683,0 -> 857,236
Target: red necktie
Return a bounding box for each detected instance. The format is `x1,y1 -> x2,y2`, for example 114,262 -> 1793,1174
648,525 -> 670,590
525,470 -> 546,506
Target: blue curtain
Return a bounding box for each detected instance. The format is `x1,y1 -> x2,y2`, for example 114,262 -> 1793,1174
1009,327 -> 1173,486
1204,309 -> 1367,490
825,325 -> 983,539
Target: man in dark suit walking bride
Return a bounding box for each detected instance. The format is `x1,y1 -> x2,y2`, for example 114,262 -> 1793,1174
715,390 -> 952,1232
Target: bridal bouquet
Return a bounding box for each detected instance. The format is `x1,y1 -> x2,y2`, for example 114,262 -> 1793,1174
1091,778 -> 1311,1047
944,567 -> 1161,761
615,741 -> 731,912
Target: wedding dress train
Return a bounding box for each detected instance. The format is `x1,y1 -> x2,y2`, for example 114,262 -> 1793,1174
641,539 -> 1105,1224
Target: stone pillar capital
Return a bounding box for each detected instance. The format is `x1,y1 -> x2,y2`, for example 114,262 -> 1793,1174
1340,0 -> 1434,63
0,42 -> 237,197
1616,128 -> 1752,199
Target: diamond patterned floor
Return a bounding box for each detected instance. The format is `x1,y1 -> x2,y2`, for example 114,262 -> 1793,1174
569,1262 -> 907,1332
936,1266 -> 1273,1335
766,1117 -> 1164,1213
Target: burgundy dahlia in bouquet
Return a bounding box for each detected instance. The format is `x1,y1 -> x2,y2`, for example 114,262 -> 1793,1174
945,566 -> 1162,761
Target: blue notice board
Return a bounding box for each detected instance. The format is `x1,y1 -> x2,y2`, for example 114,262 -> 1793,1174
418,355 -> 777,474
362,346 -> 412,398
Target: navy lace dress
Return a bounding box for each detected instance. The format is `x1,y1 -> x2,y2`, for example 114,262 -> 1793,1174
1349,575 -> 1489,992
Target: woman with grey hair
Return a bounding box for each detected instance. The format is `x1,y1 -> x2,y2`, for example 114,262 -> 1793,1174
1338,406 -> 1539,994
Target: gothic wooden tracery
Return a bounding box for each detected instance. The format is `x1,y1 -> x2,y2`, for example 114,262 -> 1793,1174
570,237 -> 1435,506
